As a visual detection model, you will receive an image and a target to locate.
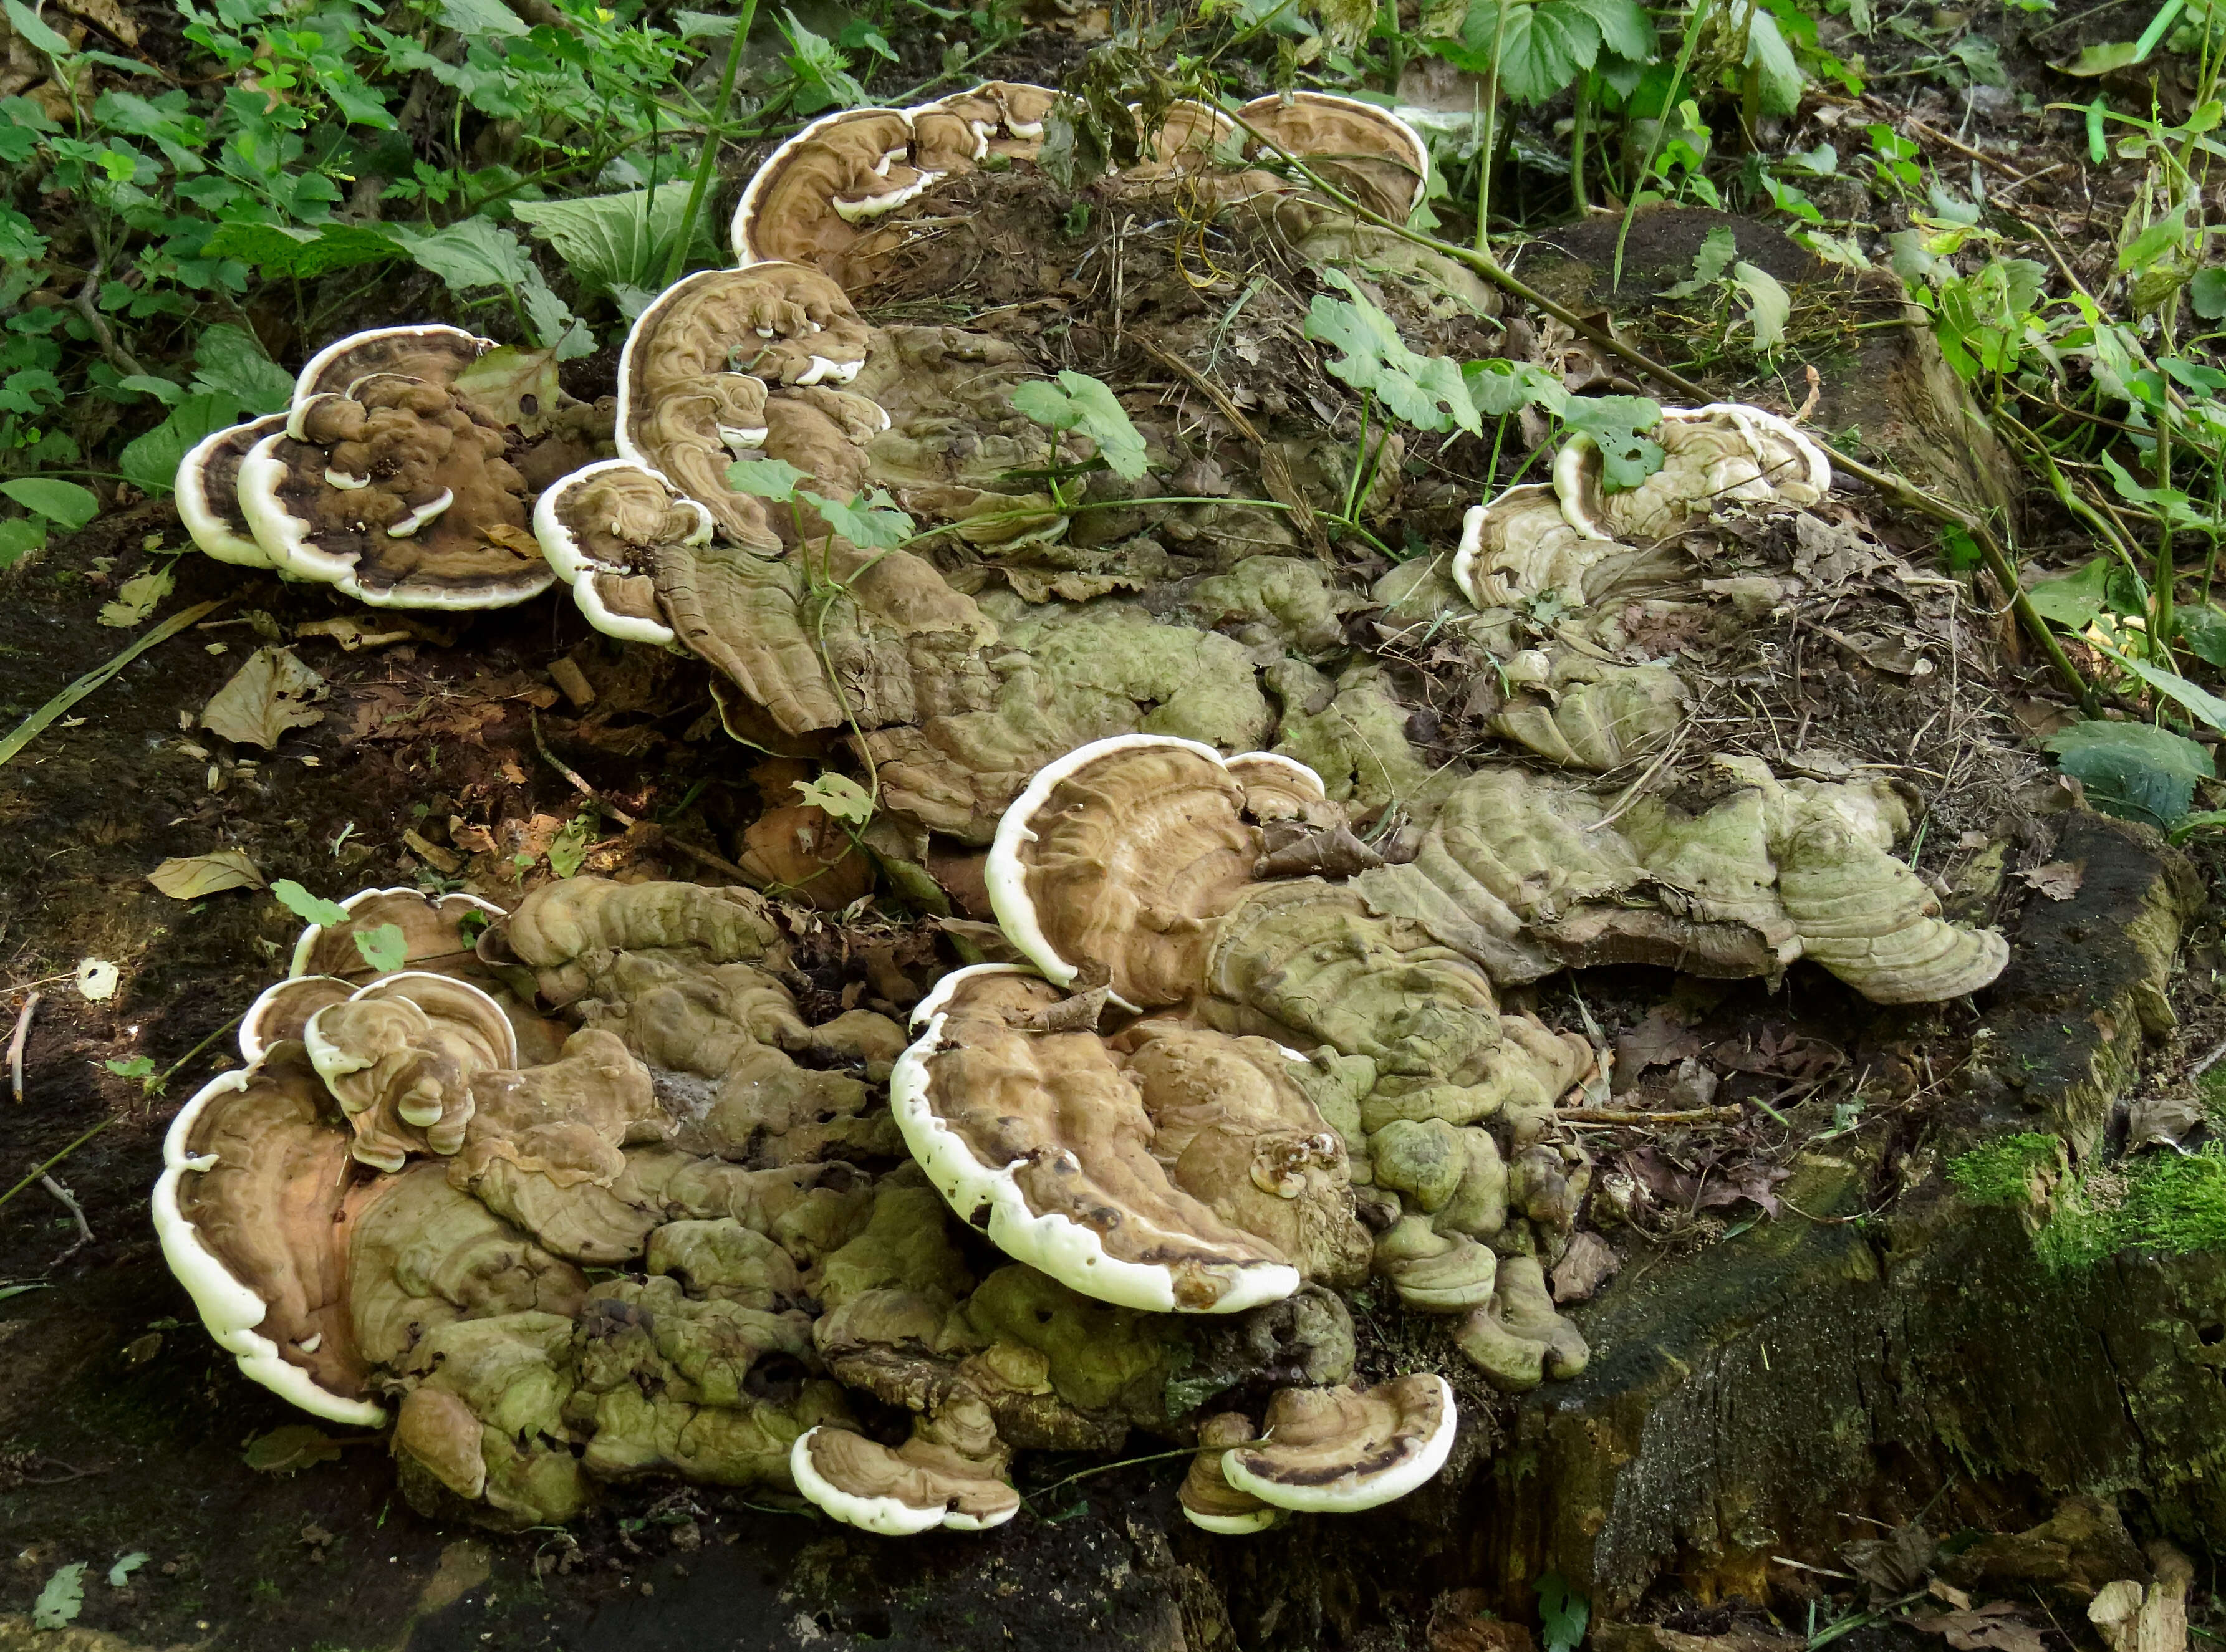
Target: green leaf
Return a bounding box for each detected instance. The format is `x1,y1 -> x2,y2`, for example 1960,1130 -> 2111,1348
33,1563 -> 86,1631
2177,605 -> 2226,670
0,476 -> 97,531
201,221 -> 404,281
2025,557 -> 2115,628
2192,267 -> 2226,321
725,457 -> 809,501
354,923 -> 410,974
2120,208 -> 2188,272
191,324 -> 293,414
1462,357 -> 1567,418
439,0 -> 528,33
3,0 -> 74,57
120,393 -> 246,497
1303,271 -> 1480,435
1538,1572 -> 1590,1652
794,773 -> 875,825
511,181 -> 699,297
1731,261 -> 1791,353
2096,645 -> 2226,732
1560,0 -> 1655,60
1661,224 -> 1738,297
271,879 -> 352,927
1561,395 -> 1666,489
1009,370 -> 1152,478
396,217 -> 536,292
2044,719 -> 2213,827
1742,6 -> 1805,114
1457,0 -> 1594,103
243,1424 -> 345,1473
108,1552 -> 149,1588
548,812 -> 596,879
118,373 -> 185,405
0,517 -> 44,571
804,487 -> 914,549
106,1055 -> 155,1078
2053,39 -> 2143,75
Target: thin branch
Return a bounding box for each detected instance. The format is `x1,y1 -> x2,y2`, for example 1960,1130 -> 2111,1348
72,262 -> 148,380
7,993 -> 37,1104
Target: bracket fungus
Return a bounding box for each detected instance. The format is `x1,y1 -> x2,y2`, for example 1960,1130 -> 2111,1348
1554,403 -> 1832,542
1235,92 -> 1431,221
1218,1375 -> 1456,1514
791,1406 -> 1022,1535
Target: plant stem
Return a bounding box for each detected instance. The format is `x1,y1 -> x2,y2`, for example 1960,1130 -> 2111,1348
663,0 -> 761,288
1570,69 -> 1592,214
0,1118 -> 114,1220
1615,0 -> 1707,291
1477,0 -> 1511,254
2156,392 -> 2177,665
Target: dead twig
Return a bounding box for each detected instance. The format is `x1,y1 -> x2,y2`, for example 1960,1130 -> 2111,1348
41,1174 -> 91,1264
72,262 -> 149,380
7,993 -> 37,1103
1556,1104 -> 1745,1126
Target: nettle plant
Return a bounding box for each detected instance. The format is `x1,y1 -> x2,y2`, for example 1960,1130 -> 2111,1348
0,0 -> 917,512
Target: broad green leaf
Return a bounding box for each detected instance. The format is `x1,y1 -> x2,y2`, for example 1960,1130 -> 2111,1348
1462,357 -> 1566,418
1304,271 -> 1480,435
354,923 -> 410,974
2177,605 -> 2226,670
0,517 -> 45,570
2053,39 -> 2142,74
511,181 -> 699,296
1538,1573 -> 1590,1652
1661,224 -> 1737,297
794,773 -> 875,824
2025,557 -> 2115,628
2044,719 -> 2212,827
1009,370 -> 1151,478
1742,6 -> 1804,115
439,0 -> 528,33
397,218 -> 536,292
1457,0 -> 1594,103
1561,395 -> 1665,490
108,1552 -> 149,1588
548,812 -> 595,879
106,1054 -> 155,1077
201,221 -> 404,281
1560,0 -> 1655,59
2094,646 -> 2226,732
805,487 -> 914,549
518,266 -> 595,360
2120,208 -> 2188,272
2192,267 -> 2226,320
191,323 -> 293,414
33,1563 -> 86,1631
271,879 -> 352,927
1731,261 -> 1790,353
118,373 -> 184,405
120,392 -> 244,497
725,457 -> 809,501
0,476 -> 97,531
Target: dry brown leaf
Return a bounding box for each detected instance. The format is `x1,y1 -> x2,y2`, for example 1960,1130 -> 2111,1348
2018,860 -> 2084,901
97,565 -> 174,628
201,647 -> 327,749
146,848 -> 264,900
1909,1602 -> 2048,1652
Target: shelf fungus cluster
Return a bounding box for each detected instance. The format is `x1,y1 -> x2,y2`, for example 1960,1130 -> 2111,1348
178,325 -> 612,608
157,876 -> 1464,1534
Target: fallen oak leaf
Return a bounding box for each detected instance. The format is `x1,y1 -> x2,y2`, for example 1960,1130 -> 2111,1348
2018,860 -> 2084,901
201,646 -> 327,750
147,848 -> 265,900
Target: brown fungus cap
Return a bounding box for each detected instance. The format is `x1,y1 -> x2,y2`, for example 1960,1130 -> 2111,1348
730,108 -> 923,273
1220,1373 -> 1456,1512
1180,1412 -> 1283,1534
153,1042 -> 388,1423
177,413 -> 289,568
304,972 -> 519,1172
790,1421 -> 1020,1535
294,322 -> 491,400
890,965 -> 1307,1315
1236,92 -> 1430,221
237,374 -> 550,610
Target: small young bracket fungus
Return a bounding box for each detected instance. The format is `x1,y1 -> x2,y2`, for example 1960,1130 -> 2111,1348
304,971 -> 519,1171
985,734 -> 1305,1007
240,974 -> 355,1063
730,107 -> 925,272
289,888 -> 508,982
177,413 -> 290,567
531,458 -> 701,648
1554,403 -> 1832,543
890,964 -> 1308,1315
153,1045 -> 389,1426
1180,1412 -> 1284,1534
1235,92 -> 1432,221
1219,1374 -> 1457,1513
1451,482 -> 1617,612
236,373 -> 551,610
789,1422 -> 1021,1535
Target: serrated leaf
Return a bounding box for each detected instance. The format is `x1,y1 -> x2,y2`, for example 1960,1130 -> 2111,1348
1731,260 -> 1790,353
0,476 -> 98,531
1459,0 -> 1595,103
271,879 -> 352,926
243,1424 -> 344,1473
98,564 -> 173,627
33,1563 -> 86,1630
2177,605 -> 2226,670
1662,224 -> 1738,296
804,487 -> 913,550
396,218 -> 536,292
119,392 -> 247,496
1009,371 -> 1150,478
108,1552 -> 149,1588
511,181 -> 698,296
1561,395 -> 1665,489
354,923 -> 409,974
147,848 -> 264,899
1538,1572 -> 1589,1652
1304,271 -> 1480,435
1742,6 -> 1804,115
438,0 -> 527,34
725,457 -> 809,501
1462,357 -> 1567,418
201,646 -> 327,749
548,812 -> 595,879
191,323 -> 293,413
2044,719 -> 2212,827
794,773 -> 875,824
1561,0 -> 1655,59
